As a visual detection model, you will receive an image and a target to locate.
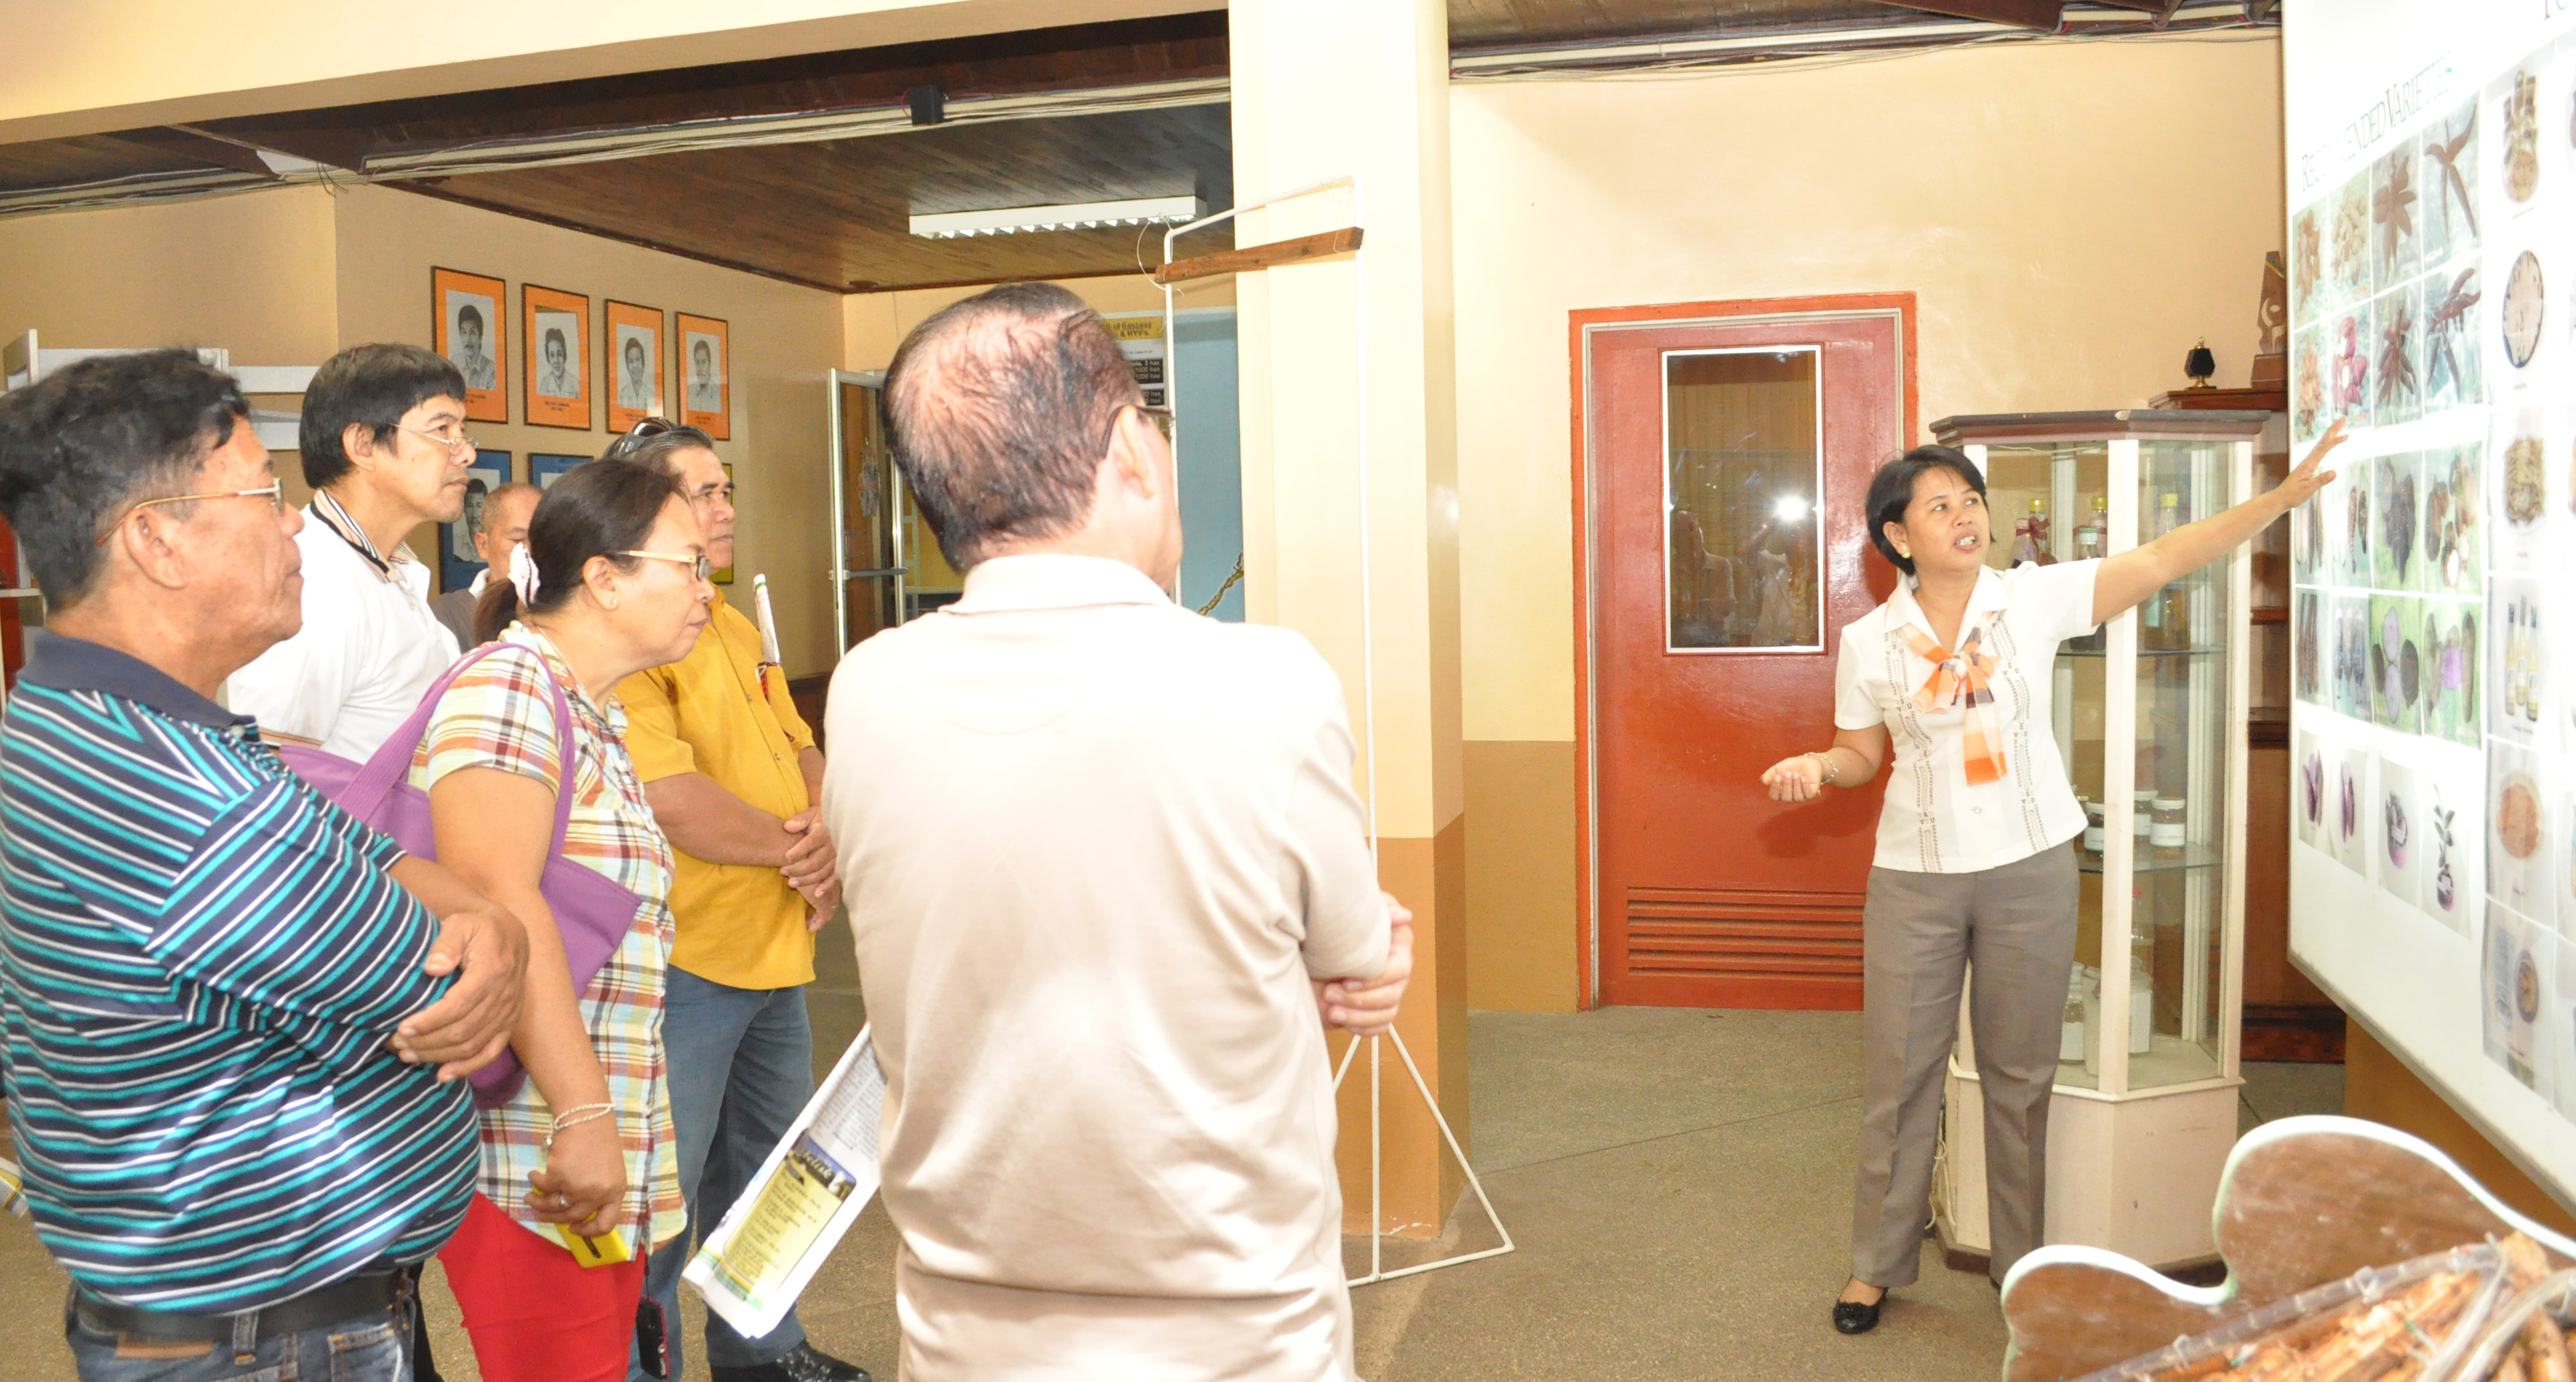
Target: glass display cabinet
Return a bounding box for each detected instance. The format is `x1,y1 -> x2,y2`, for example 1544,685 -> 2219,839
1927,409 -> 2270,1273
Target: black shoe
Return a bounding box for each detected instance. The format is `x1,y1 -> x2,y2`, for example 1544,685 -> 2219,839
711,1343 -> 871,1382
1832,1296 -> 1883,1335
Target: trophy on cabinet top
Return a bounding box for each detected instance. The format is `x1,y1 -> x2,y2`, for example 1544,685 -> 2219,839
2251,250 -> 2289,388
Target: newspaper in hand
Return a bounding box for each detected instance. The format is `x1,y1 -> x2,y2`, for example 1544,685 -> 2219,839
683,1027 -> 886,1339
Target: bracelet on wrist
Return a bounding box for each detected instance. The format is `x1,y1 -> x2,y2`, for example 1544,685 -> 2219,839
547,1102 -> 616,1147
1803,750 -> 1840,786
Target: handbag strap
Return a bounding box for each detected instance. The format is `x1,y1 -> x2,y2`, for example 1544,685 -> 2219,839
342,637 -> 583,857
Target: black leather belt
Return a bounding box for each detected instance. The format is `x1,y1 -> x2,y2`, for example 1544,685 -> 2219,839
73,1267 -> 414,1345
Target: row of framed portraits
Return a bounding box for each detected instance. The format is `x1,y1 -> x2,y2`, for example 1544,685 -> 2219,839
439,449 -> 736,595
429,267 -> 730,437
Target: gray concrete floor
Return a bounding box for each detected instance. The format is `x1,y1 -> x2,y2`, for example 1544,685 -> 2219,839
0,943 -> 2347,1379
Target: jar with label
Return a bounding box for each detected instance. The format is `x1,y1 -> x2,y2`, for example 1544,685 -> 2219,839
2083,800 -> 2107,855
2132,789 -> 2155,840
2150,798 -> 2188,855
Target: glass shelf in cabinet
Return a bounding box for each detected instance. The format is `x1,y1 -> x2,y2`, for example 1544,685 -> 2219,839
2054,645 -> 2226,660
2075,842 -> 2224,876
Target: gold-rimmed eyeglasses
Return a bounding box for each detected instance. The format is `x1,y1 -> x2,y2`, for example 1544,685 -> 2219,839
618,549 -> 714,582
394,422 -> 477,454
1101,402 -> 1173,450
94,482 -> 286,546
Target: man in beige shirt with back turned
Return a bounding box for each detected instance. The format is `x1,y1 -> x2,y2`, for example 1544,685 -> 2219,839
821,282 -> 1413,1381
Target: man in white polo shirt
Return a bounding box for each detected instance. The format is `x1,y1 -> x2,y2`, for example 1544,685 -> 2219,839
229,343 -> 472,758
822,284 -> 1413,1381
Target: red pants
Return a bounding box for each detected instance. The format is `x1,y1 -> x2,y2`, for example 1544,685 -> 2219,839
440,1192 -> 645,1382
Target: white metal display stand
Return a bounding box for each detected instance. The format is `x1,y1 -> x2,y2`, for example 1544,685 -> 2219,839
1164,178 -> 1514,1288
0,333 -> 321,705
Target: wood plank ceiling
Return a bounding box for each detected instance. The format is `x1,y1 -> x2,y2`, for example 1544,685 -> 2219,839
1452,0 -> 1965,45
0,2 -> 2213,291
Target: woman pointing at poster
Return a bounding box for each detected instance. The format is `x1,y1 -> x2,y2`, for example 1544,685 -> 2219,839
1759,419 -> 2347,1336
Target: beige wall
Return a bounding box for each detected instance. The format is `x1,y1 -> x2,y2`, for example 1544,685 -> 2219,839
331,185 -> 846,676
0,186 -> 339,368
841,273 -> 1230,371
1453,35 -> 2287,1009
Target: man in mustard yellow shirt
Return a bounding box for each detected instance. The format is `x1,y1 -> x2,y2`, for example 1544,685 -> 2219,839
607,422 -> 865,1382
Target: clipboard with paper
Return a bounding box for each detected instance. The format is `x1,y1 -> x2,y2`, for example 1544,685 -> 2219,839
682,1026 -> 886,1337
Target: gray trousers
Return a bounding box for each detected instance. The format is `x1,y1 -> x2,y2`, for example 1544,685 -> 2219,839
1851,843 -> 2078,1288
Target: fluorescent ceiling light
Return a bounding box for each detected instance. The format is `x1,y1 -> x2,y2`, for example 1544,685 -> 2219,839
910,196 -> 1205,239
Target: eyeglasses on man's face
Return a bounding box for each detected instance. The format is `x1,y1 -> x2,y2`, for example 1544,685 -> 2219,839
94,481 -> 286,546
394,420 -> 476,454
1101,403 -> 1173,452
619,550 -> 715,582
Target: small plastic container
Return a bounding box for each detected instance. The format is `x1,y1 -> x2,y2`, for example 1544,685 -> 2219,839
2151,798 -> 2188,853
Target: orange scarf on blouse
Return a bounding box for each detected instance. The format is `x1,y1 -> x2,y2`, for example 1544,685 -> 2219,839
1902,624 -> 2008,785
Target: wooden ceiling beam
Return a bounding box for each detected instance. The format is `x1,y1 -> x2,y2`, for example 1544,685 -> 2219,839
1882,0 -> 2063,28
95,126 -> 281,178
202,13 -> 1226,172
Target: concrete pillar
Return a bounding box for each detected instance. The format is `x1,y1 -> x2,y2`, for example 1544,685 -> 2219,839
1227,0 -> 1465,1238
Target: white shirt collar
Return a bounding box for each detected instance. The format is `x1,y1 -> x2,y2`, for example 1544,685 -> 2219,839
308,489 -> 416,581
466,567 -> 490,598
950,554 -> 1173,614
1885,565 -> 2011,645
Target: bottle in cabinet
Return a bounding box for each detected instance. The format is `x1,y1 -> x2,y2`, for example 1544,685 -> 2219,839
2160,494 -> 2195,648
2141,494 -> 2187,649
2077,496 -> 2107,561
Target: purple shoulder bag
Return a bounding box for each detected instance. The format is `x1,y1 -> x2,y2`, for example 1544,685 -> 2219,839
278,641 -> 647,1109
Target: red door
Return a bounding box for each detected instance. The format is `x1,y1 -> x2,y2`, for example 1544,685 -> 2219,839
1579,297 -> 1914,1009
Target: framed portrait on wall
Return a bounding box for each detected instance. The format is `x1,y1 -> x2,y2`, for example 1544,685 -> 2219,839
431,267 -> 509,422
532,453 -> 586,490
676,313 -> 730,439
604,300 -> 662,431
439,449 -> 513,595
714,461 -> 735,585
522,285 -> 591,431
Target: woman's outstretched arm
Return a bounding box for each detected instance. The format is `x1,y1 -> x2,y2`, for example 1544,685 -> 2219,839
2090,418 -> 2349,627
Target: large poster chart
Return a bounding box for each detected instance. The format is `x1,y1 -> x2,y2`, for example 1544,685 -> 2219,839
2287,0 -> 2576,1200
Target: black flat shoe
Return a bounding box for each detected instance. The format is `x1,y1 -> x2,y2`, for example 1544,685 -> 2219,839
711,1344 -> 871,1382
1833,1297 -> 1883,1335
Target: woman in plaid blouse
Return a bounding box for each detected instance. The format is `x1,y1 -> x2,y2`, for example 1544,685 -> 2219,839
411,460 -> 715,1379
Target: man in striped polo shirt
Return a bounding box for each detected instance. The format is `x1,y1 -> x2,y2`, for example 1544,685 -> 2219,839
0,350 -> 528,1379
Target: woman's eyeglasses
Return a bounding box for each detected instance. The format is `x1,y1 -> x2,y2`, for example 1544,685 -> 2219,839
94,482 -> 286,546
618,549 -> 714,582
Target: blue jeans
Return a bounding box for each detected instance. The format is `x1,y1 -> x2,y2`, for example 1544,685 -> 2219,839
67,1297 -> 409,1381
632,969 -> 814,1380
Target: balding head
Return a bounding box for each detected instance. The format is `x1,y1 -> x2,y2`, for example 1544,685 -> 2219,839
881,282 -> 1143,570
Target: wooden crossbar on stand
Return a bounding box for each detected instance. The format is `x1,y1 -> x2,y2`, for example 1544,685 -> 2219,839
1151,226 -> 1364,286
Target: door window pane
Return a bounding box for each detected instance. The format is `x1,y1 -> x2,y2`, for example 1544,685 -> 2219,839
1664,348 -> 1822,650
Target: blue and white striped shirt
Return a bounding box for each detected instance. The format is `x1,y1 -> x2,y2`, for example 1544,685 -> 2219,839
0,631 -> 476,1312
